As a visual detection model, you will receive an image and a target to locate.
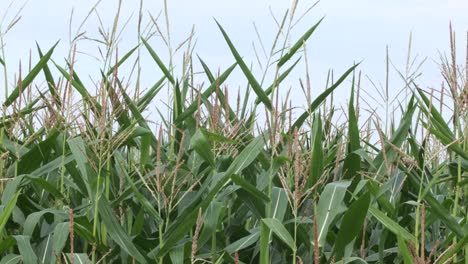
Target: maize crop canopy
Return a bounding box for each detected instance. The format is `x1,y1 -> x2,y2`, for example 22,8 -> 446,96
0,1 -> 467,263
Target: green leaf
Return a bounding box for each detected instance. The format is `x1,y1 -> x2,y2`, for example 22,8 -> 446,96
17,127 -> 59,175
347,74 -> 360,152
224,231 -> 260,254
0,135 -> 29,157
0,192 -> 20,233
397,234 -> 413,264
27,177 -> 64,199
173,80 -> 183,153
198,55 -> 216,83
415,86 -> 454,138
1,176 -> 24,204
3,41 -> 59,107
100,71 -> 132,127
403,167 -> 465,238
118,80 -> 159,153
98,197 -> 147,263
277,17 -> 323,67
169,246 -> 185,264
36,43 -> 60,107
333,192 -> 370,259
202,129 -> 239,144
237,188 -> 265,219
260,221 -> 269,264
53,62 -> 102,113
198,201 -> 223,247
434,235 -> 468,264
106,45 -> 139,76
333,257 -> 368,264
270,187 -> 288,222
137,76 -> 166,109
372,96 -> 416,174
13,235 -> 37,264
68,136 -> 92,195
141,38 -> 175,84
140,134 -> 151,168
256,57 -> 301,106
231,174 -> 269,202
197,56 -> 238,122
422,124 -> 468,159
224,136 -> 265,176
309,114 -> 323,187
291,64 -> 359,131
367,180 -> 394,215
191,130 -> 214,167
0,236 -> 16,255
131,207 -> 146,237
50,222 -> 70,264
316,181 -> 351,246
368,206 -> 416,243
121,126 -> 151,146
175,62 -> 237,124
0,101 -> 44,128
343,76 -> 362,192
261,218 -> 295,251
115,153 -> 163,226
0,254 -> 21,264
152,136 -> 265,259
425,196 -> 465,238
215,20 -> 272,110
65,254 -> 92,264
23,209 -> 67,237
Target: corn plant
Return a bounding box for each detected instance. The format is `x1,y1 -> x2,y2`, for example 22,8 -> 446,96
0,1 -> 466,263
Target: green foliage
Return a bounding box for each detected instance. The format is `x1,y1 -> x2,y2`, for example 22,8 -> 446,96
0,2 -> 466,263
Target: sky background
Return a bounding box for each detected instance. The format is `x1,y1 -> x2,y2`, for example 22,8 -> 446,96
0,0 -> 467,121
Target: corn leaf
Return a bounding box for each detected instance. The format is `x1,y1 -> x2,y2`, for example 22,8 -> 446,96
3,41 -> 59,107
215,20 -> 272,110
277,17 -> 324,67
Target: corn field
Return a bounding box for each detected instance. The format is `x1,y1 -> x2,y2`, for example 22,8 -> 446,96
0,1 -> 467,263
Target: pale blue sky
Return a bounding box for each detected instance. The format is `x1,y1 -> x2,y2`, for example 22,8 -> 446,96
0,0 -> 467,117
